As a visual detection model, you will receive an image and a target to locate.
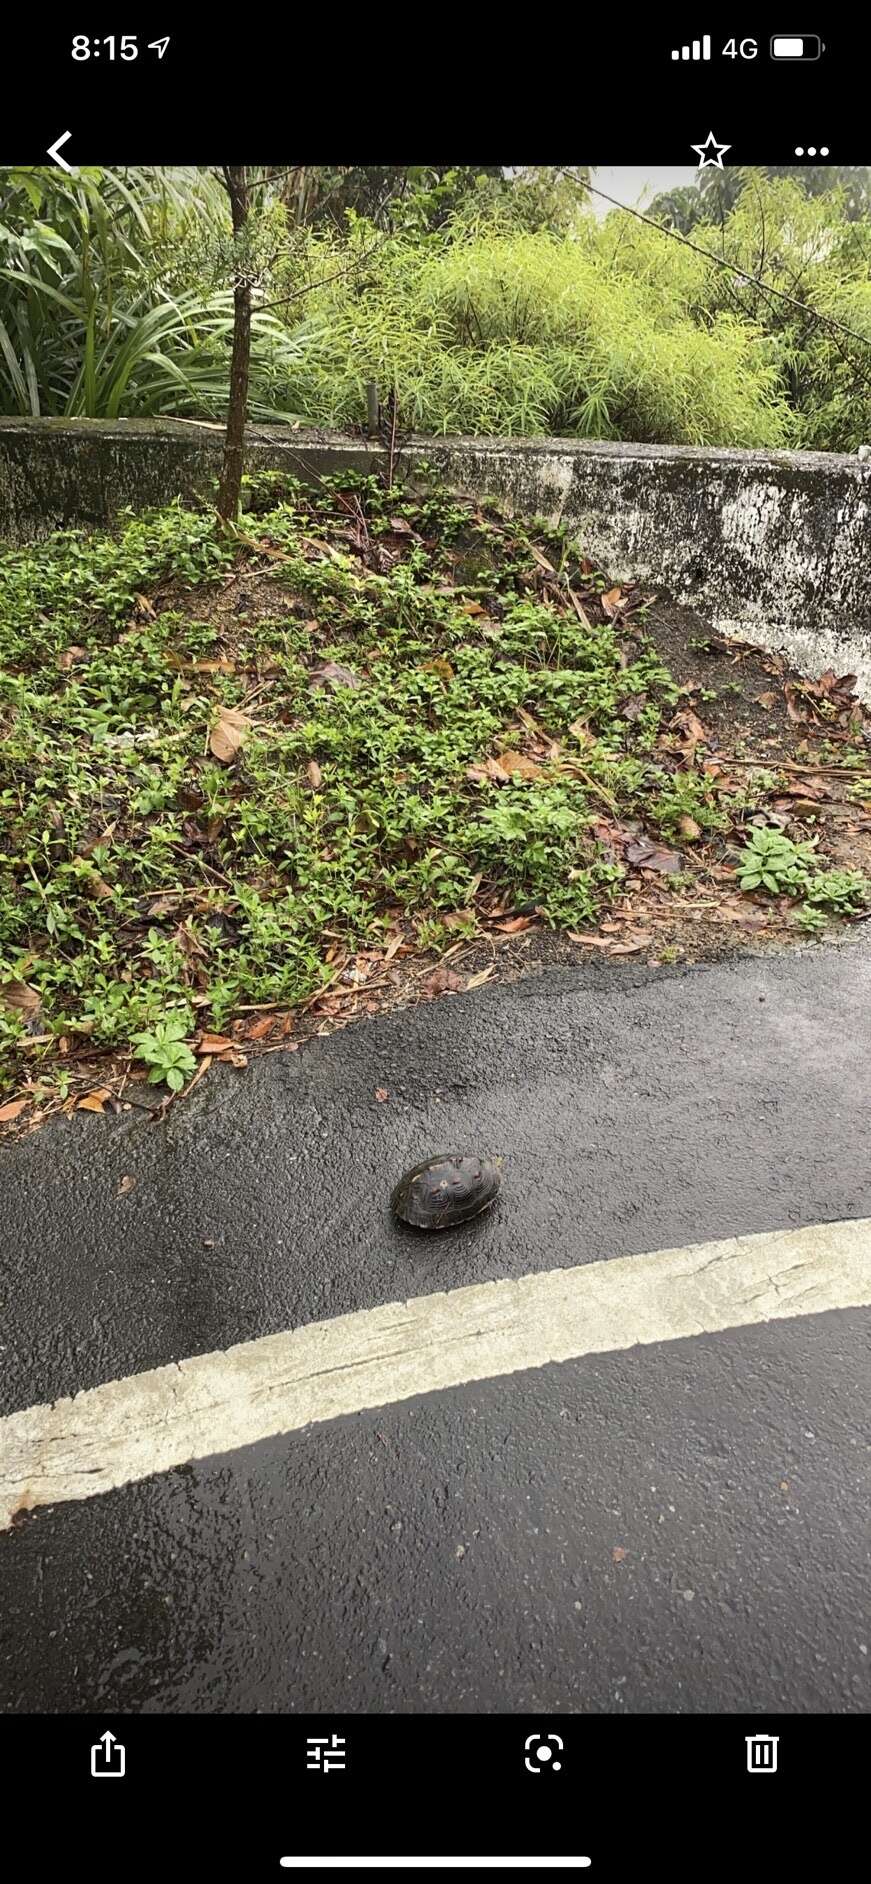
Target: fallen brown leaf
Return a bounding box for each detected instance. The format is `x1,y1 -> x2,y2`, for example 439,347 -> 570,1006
493,915 -> 536,934
624,836 -> 683,874
601,586 -> 624,618
668,707 -> 709,753
467,757 -> 511,785
466,966 -> 496,988
497,751 -> 544,781
166,652 -> 236,674
784,669 -> 860,727
209,705 -> 251,763
244,1015 -> 275,1041
77,1087 -> 112,1114
421,965 -> 466,996
308,661 -> 361,690
820,667 -> 858,697
0,979 -> 42,1032
779,777 -> 827,801
720,896 -> 770,929
75,862 -> 114,900
422,656 -> 455,684
0,1098 -> 29,1124
218,1048 -> 248,1069
198,1033 -> 234,1055
116,1174 -> 136,1197
306,759 -> 323,790
375,1087 -> 390,1102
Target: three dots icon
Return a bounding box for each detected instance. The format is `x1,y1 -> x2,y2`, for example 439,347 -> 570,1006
795,146 -> 829,157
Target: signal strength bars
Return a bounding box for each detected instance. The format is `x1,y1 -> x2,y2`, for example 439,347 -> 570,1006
672,35 -> 711,60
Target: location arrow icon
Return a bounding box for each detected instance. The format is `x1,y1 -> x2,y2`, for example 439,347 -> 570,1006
47,131 -> 74,173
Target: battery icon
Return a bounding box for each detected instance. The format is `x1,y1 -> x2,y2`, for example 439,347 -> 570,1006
770,34 -> 824,59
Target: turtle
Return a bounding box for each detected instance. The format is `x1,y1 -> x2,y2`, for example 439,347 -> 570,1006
391,1153 -> 503,1231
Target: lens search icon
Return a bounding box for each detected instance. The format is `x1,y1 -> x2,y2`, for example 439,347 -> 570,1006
525,1733 -> 564,1773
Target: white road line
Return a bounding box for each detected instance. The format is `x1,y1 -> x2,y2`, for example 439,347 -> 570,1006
2,1217 -> 870,1530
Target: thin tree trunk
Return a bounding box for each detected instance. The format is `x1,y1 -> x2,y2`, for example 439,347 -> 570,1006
217,166 -> 251,522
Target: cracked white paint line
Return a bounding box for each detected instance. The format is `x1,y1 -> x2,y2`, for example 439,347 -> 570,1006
2,1217 -> 870,1529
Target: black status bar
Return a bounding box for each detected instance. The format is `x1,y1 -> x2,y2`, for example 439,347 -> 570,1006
3,21 -> 865,163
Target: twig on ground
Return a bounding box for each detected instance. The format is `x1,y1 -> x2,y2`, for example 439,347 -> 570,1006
714,757 -> 870,775
566,586 -> 594,630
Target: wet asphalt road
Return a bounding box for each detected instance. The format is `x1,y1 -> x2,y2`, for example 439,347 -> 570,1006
1,940 -> 870,1713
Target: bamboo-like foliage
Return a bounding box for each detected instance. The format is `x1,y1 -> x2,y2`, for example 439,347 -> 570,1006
1,166 -> 869,449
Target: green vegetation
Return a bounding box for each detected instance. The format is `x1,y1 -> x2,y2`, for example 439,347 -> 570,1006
650,164 -> 871,232
2,163 -> 870,449
0,471 -> 670,1093
275,224 -> 786,445
737,825 -> 869,913
1,470 -> 869,1098
737,826 -> 818,893
0,167 -> 303,420
131,1014 -> 198,1091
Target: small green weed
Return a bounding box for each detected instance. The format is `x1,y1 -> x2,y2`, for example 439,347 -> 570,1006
737,827 -> 817,894
738,826 -> 870,918
649,768 -> 726,840
131,1015 -> 198,1092
794,906 -> 826,934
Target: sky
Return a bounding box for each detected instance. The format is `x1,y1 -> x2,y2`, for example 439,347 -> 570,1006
589,167 -> 698,218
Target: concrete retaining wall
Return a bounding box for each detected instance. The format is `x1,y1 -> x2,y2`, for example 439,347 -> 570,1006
1,418 -> 869,690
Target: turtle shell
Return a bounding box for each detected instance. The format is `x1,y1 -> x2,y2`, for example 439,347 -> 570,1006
391,1153 -> 502,1231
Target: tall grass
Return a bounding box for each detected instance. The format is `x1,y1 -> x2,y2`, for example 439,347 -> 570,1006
0,166 -> 306,420
2,166 -> 868,449
275,224 -> 793,446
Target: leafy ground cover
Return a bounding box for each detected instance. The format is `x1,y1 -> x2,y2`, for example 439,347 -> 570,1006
2,467 -> 871,1129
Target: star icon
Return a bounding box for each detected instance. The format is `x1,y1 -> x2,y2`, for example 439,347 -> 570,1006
691,131 -> 732,169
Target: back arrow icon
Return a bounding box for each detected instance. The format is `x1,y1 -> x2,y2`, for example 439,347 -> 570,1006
47,132 -> 74,173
